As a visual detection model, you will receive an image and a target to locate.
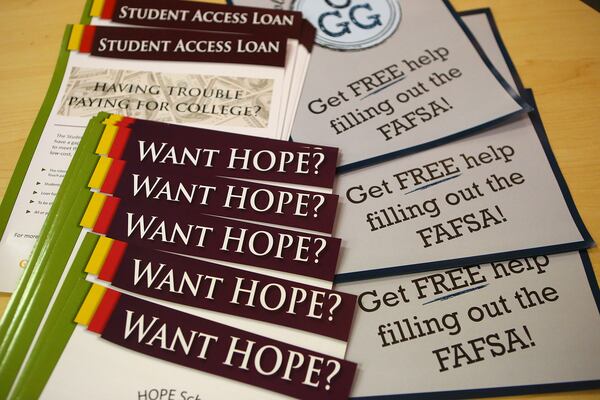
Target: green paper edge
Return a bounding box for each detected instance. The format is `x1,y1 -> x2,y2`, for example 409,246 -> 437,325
79,0 -> 94,25
0,26 -> 73,335
0,0 -> 93,299
0,113 -> 100,350
0,25 -> 73,344
10,234 -> 98,399
0,119 -> 106,398
0,26 -> 72,244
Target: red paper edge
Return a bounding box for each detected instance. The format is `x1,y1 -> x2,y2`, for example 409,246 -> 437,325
93,196 -> 121,234
98,240 -> 128,282
88,289 -> 121,334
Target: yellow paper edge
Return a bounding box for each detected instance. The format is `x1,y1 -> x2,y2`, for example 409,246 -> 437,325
74,284 -> 107,326
106,114 -> 123,124
80,192 -> 107,228
88,157 -> 113,189
95,124 -> 119,155
90,0 -> 106,17
67,24 -> 84,51
85,236 -> 114,275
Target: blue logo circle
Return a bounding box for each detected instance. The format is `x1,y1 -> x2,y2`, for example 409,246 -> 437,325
293,0 -> 402,51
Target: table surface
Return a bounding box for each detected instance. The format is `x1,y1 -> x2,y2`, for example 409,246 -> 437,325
0,0 -> 598,399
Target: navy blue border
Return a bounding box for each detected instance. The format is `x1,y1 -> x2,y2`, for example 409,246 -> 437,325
459,8 -> 526,94
328,0 -> 532,173
581,249 -> 600,315
446,1 -> 525,102
334,10 -> 593,284
350,250 -> 600,399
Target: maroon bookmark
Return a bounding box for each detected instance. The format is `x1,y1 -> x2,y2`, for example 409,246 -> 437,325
86,289 -> 356,399
76,25 -> 287,67
97,0 -> 304,38
99,159 -> 339,233
93,240 -> 356,341
101,117 -> 338,188
91,196 -> 341,281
